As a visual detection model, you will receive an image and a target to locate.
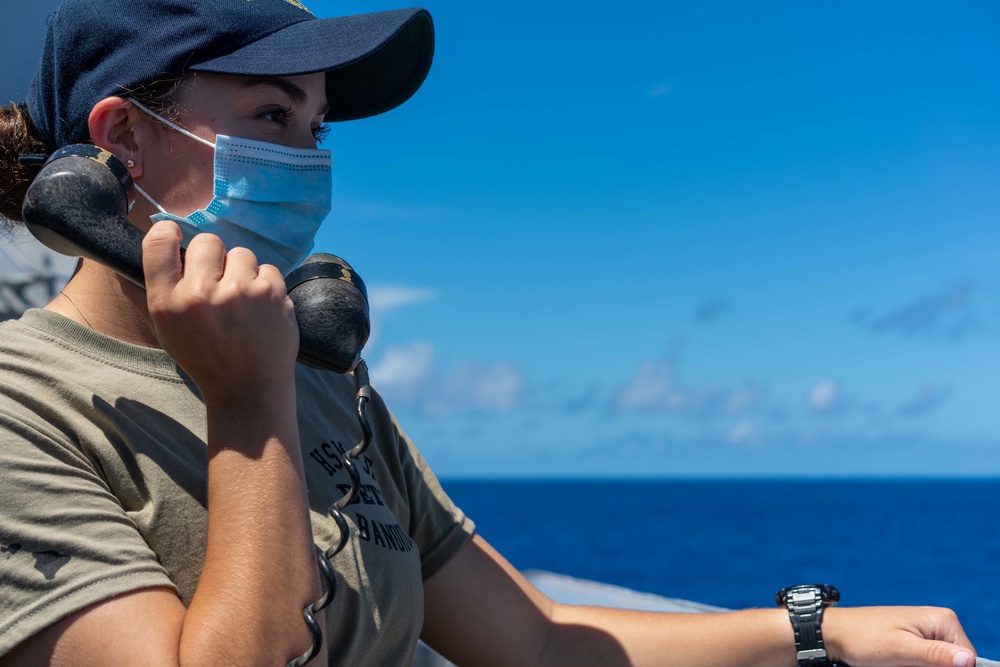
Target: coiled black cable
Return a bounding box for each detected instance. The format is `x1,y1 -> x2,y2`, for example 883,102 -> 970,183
288,360 -> 373,667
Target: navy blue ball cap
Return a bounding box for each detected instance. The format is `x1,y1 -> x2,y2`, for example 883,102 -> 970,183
27,0 -> 434,150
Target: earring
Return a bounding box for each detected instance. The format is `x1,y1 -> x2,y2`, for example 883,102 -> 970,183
126,159 -> 135,169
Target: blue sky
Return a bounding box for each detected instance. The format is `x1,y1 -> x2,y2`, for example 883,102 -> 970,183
322,0 -> 1000,477
6,0 -> 1000,477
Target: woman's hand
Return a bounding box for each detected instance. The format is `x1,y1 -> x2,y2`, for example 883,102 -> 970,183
824,605 -> 976,667
141,219 -> 299,405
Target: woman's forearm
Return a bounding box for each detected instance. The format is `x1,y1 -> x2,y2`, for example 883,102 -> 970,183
179,385 -> 324,666
138,224 -> 323,666
544,604 -> 796,667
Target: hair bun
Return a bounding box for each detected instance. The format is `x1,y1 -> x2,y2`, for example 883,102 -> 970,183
0,102 -> 48,228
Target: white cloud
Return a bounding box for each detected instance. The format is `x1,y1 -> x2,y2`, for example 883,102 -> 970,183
446,362 -> 524,412
368,285 -> 437,312
727,421 -> 759,445
809,380 -> 844,415
370,341 -> 435,402
615,358 -> 766,420
616,359 -> 675,410
364,284 -> 437,352
370,342 -> 525,415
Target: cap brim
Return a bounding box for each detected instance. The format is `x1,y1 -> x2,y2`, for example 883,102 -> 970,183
190,8 -> 433,122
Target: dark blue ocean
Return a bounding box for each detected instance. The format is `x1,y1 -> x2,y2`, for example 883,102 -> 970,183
441,479 -> 1000,656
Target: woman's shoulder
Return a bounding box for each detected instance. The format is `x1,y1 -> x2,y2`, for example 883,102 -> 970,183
0,310 -> 204,445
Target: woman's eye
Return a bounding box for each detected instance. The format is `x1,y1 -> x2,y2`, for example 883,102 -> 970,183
313,124 -> 331,143
260,107 -> 294,125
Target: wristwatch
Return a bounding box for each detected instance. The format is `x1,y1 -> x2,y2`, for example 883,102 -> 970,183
775,584 -> 841,667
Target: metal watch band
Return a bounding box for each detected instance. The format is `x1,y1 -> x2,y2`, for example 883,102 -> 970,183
787,587 -> 829,666
777,585 -> 841,667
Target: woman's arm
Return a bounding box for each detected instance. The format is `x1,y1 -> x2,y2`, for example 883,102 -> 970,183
144,225 -> 323,665
1,222 -> 326,666
422,534 -> 977,667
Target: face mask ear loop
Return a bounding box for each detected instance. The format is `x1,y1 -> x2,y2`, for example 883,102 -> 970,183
127,98 -> 216,150
133,183 -> 168,215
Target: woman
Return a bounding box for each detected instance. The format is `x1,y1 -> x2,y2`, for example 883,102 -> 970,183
0,0 -> 980,665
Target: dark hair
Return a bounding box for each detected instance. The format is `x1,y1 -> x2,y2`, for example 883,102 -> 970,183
0,76 -> 186,230
0,102 -> 49,230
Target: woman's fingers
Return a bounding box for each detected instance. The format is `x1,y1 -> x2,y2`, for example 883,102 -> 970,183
893,635 -> 974,667
224,246 -> 263,281
141,220 -> 184,299
140,226 -> 299,400
906,608 -> 976,667
179,232 -> 227,285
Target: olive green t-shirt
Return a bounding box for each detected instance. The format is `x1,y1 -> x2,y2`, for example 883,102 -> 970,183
0,308 -> 475,664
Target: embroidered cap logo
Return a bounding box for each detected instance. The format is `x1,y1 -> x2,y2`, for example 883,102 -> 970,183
243,0 -> 313,13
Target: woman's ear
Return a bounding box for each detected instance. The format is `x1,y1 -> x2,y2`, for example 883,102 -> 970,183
88,97 -> 144,179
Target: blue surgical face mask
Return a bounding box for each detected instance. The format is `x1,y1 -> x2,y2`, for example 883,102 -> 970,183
130,98 -> 332,276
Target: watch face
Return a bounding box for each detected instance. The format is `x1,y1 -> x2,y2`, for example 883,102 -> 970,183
775,584 -> 841,607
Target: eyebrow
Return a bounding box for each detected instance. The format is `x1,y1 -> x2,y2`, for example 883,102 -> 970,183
239,77 -> 331,116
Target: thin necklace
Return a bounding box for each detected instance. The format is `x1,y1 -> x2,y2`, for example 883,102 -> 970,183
60,292 -> 94,329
